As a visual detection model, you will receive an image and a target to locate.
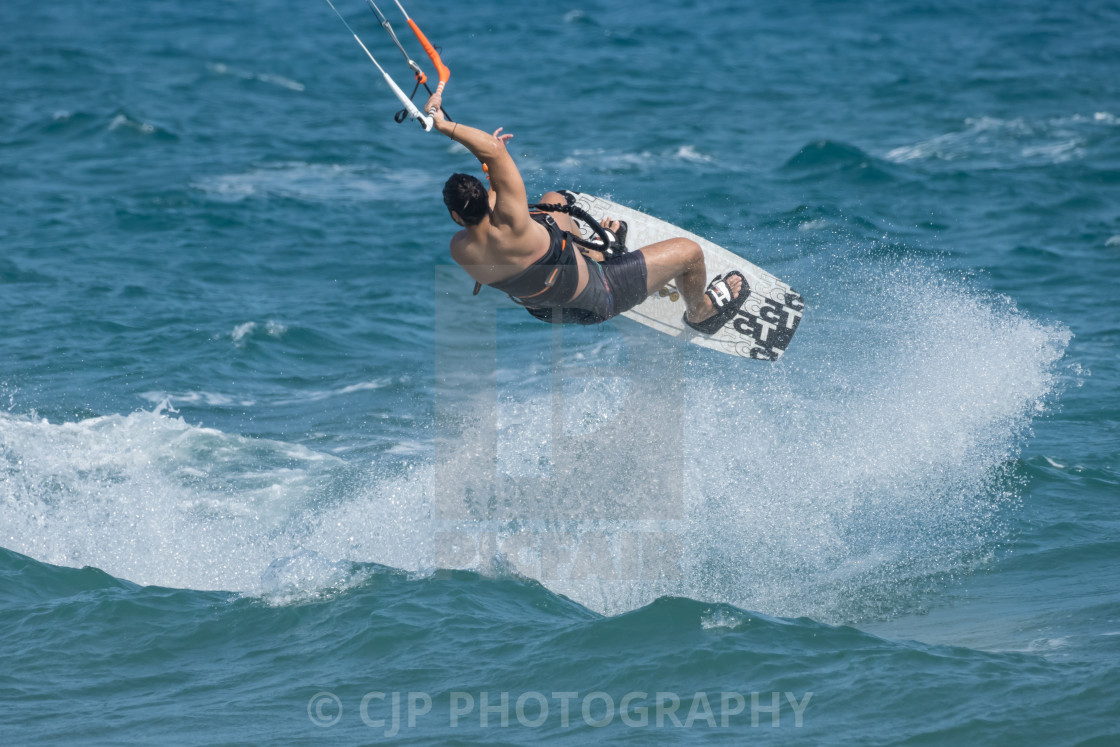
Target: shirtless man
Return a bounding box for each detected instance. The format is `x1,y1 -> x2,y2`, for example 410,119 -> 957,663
426,92 -> 747,330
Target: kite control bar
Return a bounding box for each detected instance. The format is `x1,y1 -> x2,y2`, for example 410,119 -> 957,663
367,1 -> 452,123
391,0 -> 450,105
323,0 -> 433,130
324,0 -> 450,131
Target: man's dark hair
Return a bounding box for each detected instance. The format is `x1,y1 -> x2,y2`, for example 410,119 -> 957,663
442,173 -> 490,225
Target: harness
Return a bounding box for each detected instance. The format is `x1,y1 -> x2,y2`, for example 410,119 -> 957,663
528,191 -> 628,261
483,213 -> 581,306
471,190 -> 629,301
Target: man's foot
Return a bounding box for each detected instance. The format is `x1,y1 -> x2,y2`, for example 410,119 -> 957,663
580,218 -> 628,262
600,218 -> 622,235
601,218 -> 627,246
683,271 -> 749,335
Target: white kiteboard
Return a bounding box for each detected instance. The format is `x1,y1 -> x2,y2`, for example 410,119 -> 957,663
566,192 -> 805,361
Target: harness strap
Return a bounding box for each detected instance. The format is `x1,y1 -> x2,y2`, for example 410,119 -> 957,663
509,238 -> 566,301
472,220 -> 573,303
470,192 -> 627,300
528,191 -> 628,260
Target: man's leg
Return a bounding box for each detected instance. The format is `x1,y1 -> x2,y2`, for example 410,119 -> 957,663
536,191 -> 740,323
639,238 -> 741,324
536,191 -> 584,235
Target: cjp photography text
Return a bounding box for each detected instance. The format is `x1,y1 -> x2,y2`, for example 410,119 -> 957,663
308,690 -> 813,735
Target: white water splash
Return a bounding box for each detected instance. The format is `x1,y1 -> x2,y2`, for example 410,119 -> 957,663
0,406 -> 347,591
0,259 -> 1069,623
425,257 -> 1070,621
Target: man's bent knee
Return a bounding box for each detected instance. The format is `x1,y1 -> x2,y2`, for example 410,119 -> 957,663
536,190 -> 582,234
678,238 -> 704,267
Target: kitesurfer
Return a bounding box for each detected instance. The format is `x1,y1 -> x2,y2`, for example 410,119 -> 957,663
427,92 -> 748,331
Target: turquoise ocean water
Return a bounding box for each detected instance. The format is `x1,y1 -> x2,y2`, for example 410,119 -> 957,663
2,0 -> 1118,743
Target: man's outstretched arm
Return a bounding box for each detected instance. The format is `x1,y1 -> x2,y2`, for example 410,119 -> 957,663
425,93 -> 529,231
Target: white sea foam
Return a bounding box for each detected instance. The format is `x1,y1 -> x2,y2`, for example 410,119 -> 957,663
138,377 -> 401,411
230,320 -> 286,347
0,259 -> 1070,622
138,390 -> 254,408
273,378 -> 398,405
258,550 -> 375,605
193,162 -> 434,203
884,113 -> 1109,167
337,379 -> 390,395
555,145 -> 718,172
1054,111 -> 1119,127
0,406 -> 346,591
231,321 -> 257,343
108,114 -> 157,135
207,62 -> 305,92
700,607 -> 747,630
1019,140 -> 1083,162
426,257 -> 1071,621
675,145 -> 714,163
798,219 -> 831,232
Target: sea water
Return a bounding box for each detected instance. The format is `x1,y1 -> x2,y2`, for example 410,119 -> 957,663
1,0 -> 1117,743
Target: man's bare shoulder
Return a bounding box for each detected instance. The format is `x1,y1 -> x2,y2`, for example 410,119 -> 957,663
448,228 -> 470,262
449,220 -> 550,278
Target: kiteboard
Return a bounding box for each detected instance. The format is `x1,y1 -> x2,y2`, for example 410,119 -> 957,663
566,192 -> 805,361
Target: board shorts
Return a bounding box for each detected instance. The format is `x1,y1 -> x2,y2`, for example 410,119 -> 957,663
525,250 -> 648,325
